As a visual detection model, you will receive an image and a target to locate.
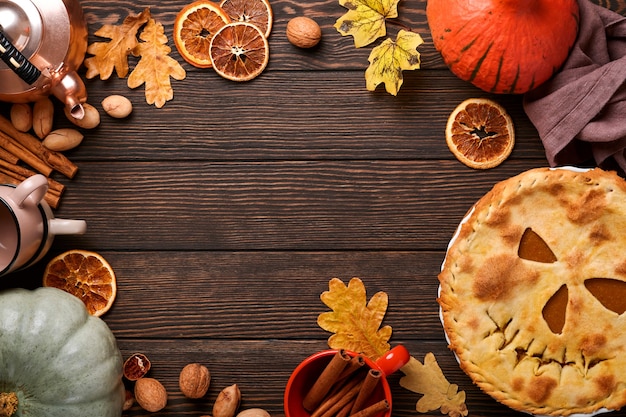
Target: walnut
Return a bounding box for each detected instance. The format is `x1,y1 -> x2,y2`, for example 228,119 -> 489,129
179,363 -> 211,399
286,17 -> 322,48
134,377 -> 167,412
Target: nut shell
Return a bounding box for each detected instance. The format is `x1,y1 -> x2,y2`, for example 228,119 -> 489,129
134,377 -> 167,412
179,363 -> 211,399
237,408 -> 271,417
42,128 -> 84,152
65,103 -> 100,129
123,390 -> 134,411
286,17 -> 321,48
102,95 -> 133,118
10,103 -> 32,132
123,353 -> 152,381
213,384 -> 241,417
32,97 -> 54,139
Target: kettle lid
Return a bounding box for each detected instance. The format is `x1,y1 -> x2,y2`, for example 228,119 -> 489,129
0,0 -> 44,62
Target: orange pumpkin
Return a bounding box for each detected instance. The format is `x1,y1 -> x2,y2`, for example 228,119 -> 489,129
427,0 -> 580,94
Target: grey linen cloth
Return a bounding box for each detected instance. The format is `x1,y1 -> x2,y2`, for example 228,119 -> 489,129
523,0 -> 626,173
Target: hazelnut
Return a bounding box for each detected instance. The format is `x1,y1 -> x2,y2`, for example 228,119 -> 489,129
134,377 -> 167,412
286,16 -> 322,48
213,384 -> 241,417
179,363 -> 211,399
123,353 -> 151,381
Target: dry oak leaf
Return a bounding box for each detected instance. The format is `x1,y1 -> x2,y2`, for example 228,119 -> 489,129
399,353 -> 468,417
84,8 -> 151,80
127,18 -> 186,108
317,277 -> 391,361
365,29 -> 423,96
334,0 -> 400,48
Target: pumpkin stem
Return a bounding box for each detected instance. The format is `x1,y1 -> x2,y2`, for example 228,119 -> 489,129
0,392 -> 18,417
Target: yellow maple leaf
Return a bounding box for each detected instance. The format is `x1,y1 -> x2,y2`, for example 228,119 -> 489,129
365,30 -> 423,96
127,18 -> 186,108
317,277 -> 391,361
84,8 -> 151,80
399,353 -> 468,417
334,0 -> 400,48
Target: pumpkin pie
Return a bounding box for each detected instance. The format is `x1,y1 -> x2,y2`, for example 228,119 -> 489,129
439,167 -> 626,416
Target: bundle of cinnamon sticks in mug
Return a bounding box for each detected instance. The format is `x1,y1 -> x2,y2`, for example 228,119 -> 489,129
0,114 -> 77,208
303,350 -> 390,417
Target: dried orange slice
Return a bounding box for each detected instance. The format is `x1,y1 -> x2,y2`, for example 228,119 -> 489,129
209,22 -> 269,82
43,250 -> 116,317
445,98 -> 515,169
174,1 -> 231,68
219,0 -> 273,38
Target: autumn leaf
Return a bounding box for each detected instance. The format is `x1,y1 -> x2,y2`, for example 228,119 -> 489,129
317,277 -> 391,361
399,353 -> 468,417
334,0 -> 400,48
84,8 -> 151,80
365,30 -> 423,96
127,18 -> 186,108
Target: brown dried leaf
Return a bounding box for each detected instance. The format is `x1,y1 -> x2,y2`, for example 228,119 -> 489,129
317,277 -> 391,361
127,18 -> 186,108
84,8 -> 151,80
399,353 -> 468,417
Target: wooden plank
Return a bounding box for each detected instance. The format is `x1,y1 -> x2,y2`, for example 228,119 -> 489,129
4,1 -> 625,417
66,71 -> 546,162
5,250 -> 447,339
36,160 -> 549,251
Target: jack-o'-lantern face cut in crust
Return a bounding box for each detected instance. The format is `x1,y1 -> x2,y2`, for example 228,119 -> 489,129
439,167 -> 626,416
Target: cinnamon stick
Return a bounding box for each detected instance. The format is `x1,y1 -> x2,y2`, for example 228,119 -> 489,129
348,399 -> 389,417
0,172 -> 61,208
336,355 -> 366,382
43,188 -> 61,209
0,114 -> 77,178
303,350 -> 352,412
0,146 -> 19,164
336,398 -> 356,417
0,130 -> 53,176
317,380 -> 362,417
311,376 -> 362,417
350,369 -> 381,415
0,159 -> 64,195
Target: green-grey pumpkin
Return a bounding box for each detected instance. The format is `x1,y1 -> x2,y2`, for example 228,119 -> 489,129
0,287 -> 124,417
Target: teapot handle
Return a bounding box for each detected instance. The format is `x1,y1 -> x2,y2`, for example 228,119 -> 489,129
0,29 -> 41,85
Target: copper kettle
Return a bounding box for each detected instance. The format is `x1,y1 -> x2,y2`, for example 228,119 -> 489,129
0,0 -> 88,119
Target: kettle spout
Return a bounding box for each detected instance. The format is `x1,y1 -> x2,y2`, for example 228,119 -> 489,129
50,71 -> 87,120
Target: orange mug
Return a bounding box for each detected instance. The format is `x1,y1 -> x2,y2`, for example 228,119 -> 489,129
284,345 -> 410,417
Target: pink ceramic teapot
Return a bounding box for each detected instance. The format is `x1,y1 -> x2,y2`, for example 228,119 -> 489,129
0,0 -> 88,118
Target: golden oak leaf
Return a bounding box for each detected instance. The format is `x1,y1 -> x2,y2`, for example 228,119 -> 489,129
127,18 -> 186,108
365,30 -> 423,96
317,277 -> 391,361
84,8 -> 151,80
334,0 -> 400,48
399,353 -> 468,417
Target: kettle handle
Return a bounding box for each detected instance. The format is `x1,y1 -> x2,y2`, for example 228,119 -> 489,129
0,29 -> 41,85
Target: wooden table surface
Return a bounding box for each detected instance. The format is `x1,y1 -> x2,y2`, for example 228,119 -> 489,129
2,0 -> 626,416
